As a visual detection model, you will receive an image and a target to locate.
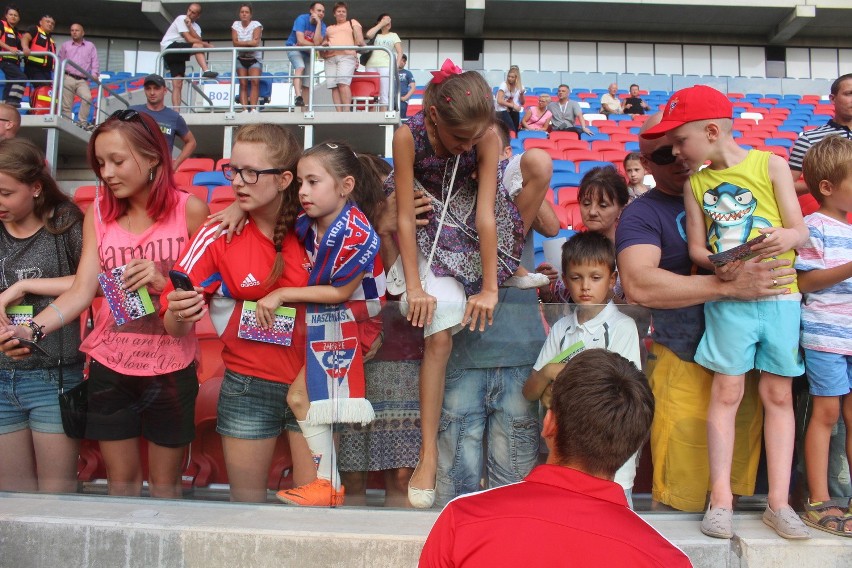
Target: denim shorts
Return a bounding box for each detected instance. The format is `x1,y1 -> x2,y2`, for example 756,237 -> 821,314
804,348 -> 852,397
0,363 -> 84,434
287,50 -> 309,72
216,369 -> 300,440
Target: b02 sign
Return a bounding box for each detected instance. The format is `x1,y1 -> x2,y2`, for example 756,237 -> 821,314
202,84 -> 233,107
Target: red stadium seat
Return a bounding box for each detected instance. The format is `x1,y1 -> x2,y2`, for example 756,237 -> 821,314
73,185 -> 97,212
555,139 -> 589,152
523,138 -> 557,151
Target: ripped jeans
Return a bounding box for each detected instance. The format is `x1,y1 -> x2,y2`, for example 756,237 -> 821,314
436,365 -> 540,506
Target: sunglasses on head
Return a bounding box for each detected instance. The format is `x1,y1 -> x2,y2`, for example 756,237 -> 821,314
643,145 -> 677,166
109,109 -> 158,141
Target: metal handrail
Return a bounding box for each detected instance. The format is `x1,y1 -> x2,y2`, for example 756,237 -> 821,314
157,44 -> 397,113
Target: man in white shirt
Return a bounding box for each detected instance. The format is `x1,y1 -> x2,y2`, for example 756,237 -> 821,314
160,3 -> 218,108
600,83 -> 623,116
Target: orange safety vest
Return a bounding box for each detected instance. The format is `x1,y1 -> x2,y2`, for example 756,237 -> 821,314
26,26 -> 55,69
1,19 -> 21,62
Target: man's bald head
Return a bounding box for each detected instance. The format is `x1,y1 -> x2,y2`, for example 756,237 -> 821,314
638,112 -> 690,196
0,104 -> 20,139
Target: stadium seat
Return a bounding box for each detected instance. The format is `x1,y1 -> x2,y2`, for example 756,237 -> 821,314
517,130 -> 548,141
184,185 -> 209,202
73,185 -> 97,212
600,150 -> 628,163
554,185 -> 579,205
562,149 -> 601,163
555,139 -> 589,152
178,157 -> 215,174
524,138 -> 557,151
549,131 -> 581,142
551,160 -> 576,173
577,160 -> 613,175
350,72 -> 380,111
590,141 -> 625,152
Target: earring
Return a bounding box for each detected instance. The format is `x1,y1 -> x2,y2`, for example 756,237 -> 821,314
148,168 -> 155,182
33,193 -> 40,198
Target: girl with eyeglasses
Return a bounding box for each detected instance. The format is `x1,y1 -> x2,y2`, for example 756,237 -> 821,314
2,110 -> 209,498
162,124 -> 321,503
0,138 -> 84,494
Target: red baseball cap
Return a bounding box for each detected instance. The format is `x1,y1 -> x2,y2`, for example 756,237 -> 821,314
641,85 -> 733,139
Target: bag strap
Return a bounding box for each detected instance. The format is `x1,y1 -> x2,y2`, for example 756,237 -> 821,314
52,231 -> 66,393
424,154 -> 459,273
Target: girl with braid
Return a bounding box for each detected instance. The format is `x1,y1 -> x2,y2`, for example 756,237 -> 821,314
162,123 -> 316,503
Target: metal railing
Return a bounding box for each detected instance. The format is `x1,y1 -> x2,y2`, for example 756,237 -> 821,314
156,44 -> 397,114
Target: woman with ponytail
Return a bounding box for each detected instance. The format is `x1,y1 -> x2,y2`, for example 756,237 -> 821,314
162,123 -> 316,503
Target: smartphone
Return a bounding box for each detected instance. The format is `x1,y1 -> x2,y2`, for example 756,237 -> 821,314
4,336 -> 50,357
168,270 -> 203,317
169,270 -> 195,291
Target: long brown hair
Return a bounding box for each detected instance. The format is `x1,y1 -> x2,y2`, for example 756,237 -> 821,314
232,124 -> 302,288
0,138 -> 81,233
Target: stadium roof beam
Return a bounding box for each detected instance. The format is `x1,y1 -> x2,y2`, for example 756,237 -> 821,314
768,4 -> 815,44
465,0 -> 485,37
141,1 -> 172,34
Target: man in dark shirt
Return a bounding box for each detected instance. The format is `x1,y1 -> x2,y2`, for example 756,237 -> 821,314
130,74 -> 197,171
623,83 -> 650,115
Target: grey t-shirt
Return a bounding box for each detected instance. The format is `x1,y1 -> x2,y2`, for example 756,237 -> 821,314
130,104 -> 190,150
0,201 -> 84,369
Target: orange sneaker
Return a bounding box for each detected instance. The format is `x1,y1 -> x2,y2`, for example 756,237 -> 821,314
276,478 -> 345,507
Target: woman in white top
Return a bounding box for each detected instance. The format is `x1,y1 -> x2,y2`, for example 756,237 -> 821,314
495,66 -> 525,133
363,13 -> 403,112
231,3 -> 263,111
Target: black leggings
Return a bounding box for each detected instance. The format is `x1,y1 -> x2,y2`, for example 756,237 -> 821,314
0,59 -> 26,106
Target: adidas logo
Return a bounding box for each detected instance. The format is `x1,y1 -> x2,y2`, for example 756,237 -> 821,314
240,273 -> 260,288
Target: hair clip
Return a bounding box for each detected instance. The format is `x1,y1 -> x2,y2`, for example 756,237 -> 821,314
325,143 -> 339,149
466,90 -> 471,96
445,96 -> 452,102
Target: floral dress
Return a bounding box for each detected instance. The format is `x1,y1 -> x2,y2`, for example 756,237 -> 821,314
384,111 -> 525,295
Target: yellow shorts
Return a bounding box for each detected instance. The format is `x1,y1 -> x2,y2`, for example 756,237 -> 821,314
647,342 -> 763,512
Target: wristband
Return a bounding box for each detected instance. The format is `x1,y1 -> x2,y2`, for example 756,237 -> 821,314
23,320 -> 45,343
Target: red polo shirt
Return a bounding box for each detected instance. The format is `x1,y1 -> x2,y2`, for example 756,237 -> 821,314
419,464 -> 692,568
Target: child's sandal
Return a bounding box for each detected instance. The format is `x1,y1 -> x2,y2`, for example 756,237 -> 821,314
801,499 -> 852,538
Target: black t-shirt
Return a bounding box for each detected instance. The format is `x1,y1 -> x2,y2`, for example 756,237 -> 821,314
0,201 -> 84,369
623,96 -> 645,115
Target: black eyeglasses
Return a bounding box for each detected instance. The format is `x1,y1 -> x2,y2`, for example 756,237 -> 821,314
643,145 -> 677,166
109,109 -> 158,141
221,164 -> 283,184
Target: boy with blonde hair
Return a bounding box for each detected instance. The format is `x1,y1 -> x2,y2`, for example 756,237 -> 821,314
642,85 -> 810,539
797,135 -> 852,536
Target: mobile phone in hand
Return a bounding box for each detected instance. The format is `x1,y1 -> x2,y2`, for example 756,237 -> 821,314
5,336 -> 50,357
168,270 -> 203,317
169,270 -> 194,291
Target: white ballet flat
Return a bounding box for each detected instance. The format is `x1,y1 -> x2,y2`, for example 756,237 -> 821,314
408,483 -> 436,509
502,272 -> 551,289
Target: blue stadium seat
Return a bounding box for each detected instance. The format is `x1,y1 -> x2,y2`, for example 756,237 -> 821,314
552,160 -> 576,173
517,131 -> 548,141
624,142 -> 639,152
577,161 -> 612,174
764,138 -> 793,148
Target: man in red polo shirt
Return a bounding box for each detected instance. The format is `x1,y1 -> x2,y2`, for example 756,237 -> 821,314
419,349 -> 692,568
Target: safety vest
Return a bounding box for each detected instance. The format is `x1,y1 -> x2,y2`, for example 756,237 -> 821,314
1,19 -> 21,62
26,26 -> 55,69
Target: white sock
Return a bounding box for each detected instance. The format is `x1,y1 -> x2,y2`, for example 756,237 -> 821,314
298,420 -> 341,489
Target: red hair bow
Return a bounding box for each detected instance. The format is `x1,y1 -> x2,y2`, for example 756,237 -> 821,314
430,59 -> 462,84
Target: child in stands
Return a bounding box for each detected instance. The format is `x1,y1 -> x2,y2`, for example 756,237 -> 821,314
623,152 -> 650,202
796,136 -> 852,536
385,59 -> 550,508
643,85 -> 810,539
269,141 -> 384,507
0,139 -> 84,494
524,231 -> 642,506
2,110 -> 208,498
162,123 -> 317,503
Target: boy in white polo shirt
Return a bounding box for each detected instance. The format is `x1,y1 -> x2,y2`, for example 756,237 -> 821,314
524,231 -> 641,505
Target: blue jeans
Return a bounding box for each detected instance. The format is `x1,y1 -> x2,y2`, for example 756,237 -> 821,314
436,365 -> 539,505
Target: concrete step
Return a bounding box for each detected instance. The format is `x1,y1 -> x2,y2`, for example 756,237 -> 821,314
2,493 -> 851,568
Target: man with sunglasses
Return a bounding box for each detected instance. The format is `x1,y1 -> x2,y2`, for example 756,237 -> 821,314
129,74 -> 197,170
614,112 -> 796,514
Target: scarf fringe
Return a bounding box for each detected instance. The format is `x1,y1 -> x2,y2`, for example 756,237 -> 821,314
305,398 -> 376,426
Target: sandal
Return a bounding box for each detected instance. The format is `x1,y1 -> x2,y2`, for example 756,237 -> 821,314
801,499 -> 852,538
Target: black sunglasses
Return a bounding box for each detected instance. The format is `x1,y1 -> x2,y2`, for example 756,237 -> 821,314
643,145 -> 677,166
109,109 -> 158,141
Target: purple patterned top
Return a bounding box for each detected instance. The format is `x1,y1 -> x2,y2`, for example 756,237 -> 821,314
385,111 -> 525,295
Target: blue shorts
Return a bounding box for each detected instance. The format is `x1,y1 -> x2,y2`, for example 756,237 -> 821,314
804,348 -> 852,397
0,364 -> 84,434
695,298 -> 804,377
216,369 -> 300,440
